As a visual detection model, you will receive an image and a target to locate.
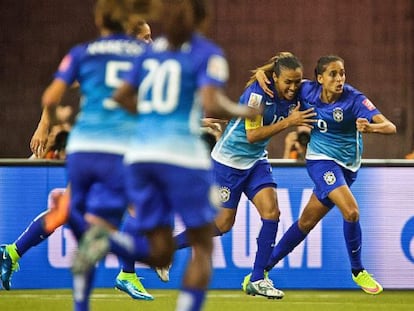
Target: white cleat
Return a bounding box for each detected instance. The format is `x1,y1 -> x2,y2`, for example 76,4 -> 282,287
155,265 -> 171,282
245,278 -> 284,299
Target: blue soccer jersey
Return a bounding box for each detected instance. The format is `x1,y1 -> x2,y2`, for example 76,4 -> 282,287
300,81 -> 381,171
123,34 -> 229,169
211,81 -> 298,169
54,34 -> 146,155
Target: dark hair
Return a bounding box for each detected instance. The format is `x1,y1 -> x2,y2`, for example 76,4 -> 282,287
273,52 -> 303,77
297,131 -> 310,147
94,0 -> 130,33
52,131 -> 69,152
246,52 -> 303,88
162,0 -> 209,49
314,55 -> 344,79
192,0 -> 209,27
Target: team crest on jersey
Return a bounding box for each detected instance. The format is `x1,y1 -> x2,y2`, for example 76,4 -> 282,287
248,93 -> 262,109
219,186 -> 231,203
323,171 -> 336,185
362,98 -> 376,111
333,107 -> 344,122
288,104 -> 297,115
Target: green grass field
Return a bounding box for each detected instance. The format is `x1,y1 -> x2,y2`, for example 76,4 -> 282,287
0,289 -> 413,311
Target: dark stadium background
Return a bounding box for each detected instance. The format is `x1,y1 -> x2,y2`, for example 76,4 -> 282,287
0,0 -> 412,158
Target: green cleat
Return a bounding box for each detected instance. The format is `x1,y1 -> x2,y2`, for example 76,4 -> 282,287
241,271 -> 271,292
241,273 -> 251,292
115,271 -> 154,300
72,226 -> 110,275
245,278 -> 284,299
1,244 -> 20,290
352,270 -> 383,295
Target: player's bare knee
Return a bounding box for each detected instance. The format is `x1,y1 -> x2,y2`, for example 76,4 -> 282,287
343,209 -> 359,222
298,217 -> 317,233
260,207 -> 280,221
216,221 -> 232,233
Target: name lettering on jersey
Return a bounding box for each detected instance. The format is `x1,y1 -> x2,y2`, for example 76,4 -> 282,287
87,40 -> 144,56
333,107 -> 344,122
247,93 -> 262,109
207,55 -> 229,82
362,98 -> 376,111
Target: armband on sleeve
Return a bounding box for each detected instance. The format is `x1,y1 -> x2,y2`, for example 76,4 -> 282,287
245,115 -> 263,130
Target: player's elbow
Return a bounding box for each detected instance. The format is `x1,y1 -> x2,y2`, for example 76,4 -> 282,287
246,131 -> 259,143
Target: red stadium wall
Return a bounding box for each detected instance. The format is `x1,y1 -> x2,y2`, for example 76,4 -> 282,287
0,0 -> 413,158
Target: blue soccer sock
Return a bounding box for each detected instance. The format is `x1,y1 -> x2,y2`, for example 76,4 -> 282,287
67,209 -> 89,241
108,231 -> 150,264
250,219 -> 278,282
118,213 -> 138,273
14,211 -> 52,257
343,219 -> 364,272
73,268 -> 95,311
265,220 -> 307,271
174,223 -> 222,250
176,288 -> 206,311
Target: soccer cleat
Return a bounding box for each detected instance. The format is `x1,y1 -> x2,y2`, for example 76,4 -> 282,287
245,278 -> 284,299
115,271 -> 154,300
71,226 -> 110,275
1,244 -> 20,290
155,265 -> 170,282
241,271 -> 271,292
352,270 -> 383,295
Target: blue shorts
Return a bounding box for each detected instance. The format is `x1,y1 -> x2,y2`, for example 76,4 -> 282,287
306,159 -> 358,209
213,159 -> 276,209
125,163 -> 217,232
66,152 -> 128,228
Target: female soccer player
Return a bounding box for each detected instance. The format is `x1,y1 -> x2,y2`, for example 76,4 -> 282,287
0,1 -> 151,310
262,55 -> 396,295
71,1 -> 259,310
173,52 -> 317,299
0,6 -> 155,301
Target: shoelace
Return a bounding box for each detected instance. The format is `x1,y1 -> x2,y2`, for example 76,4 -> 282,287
260,278 -> 276,289
358,272 -> 375,285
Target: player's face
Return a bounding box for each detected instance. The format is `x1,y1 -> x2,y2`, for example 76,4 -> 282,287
273,68 -> 303,101
317,60 -> 346,95
137,24 -> 153,43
